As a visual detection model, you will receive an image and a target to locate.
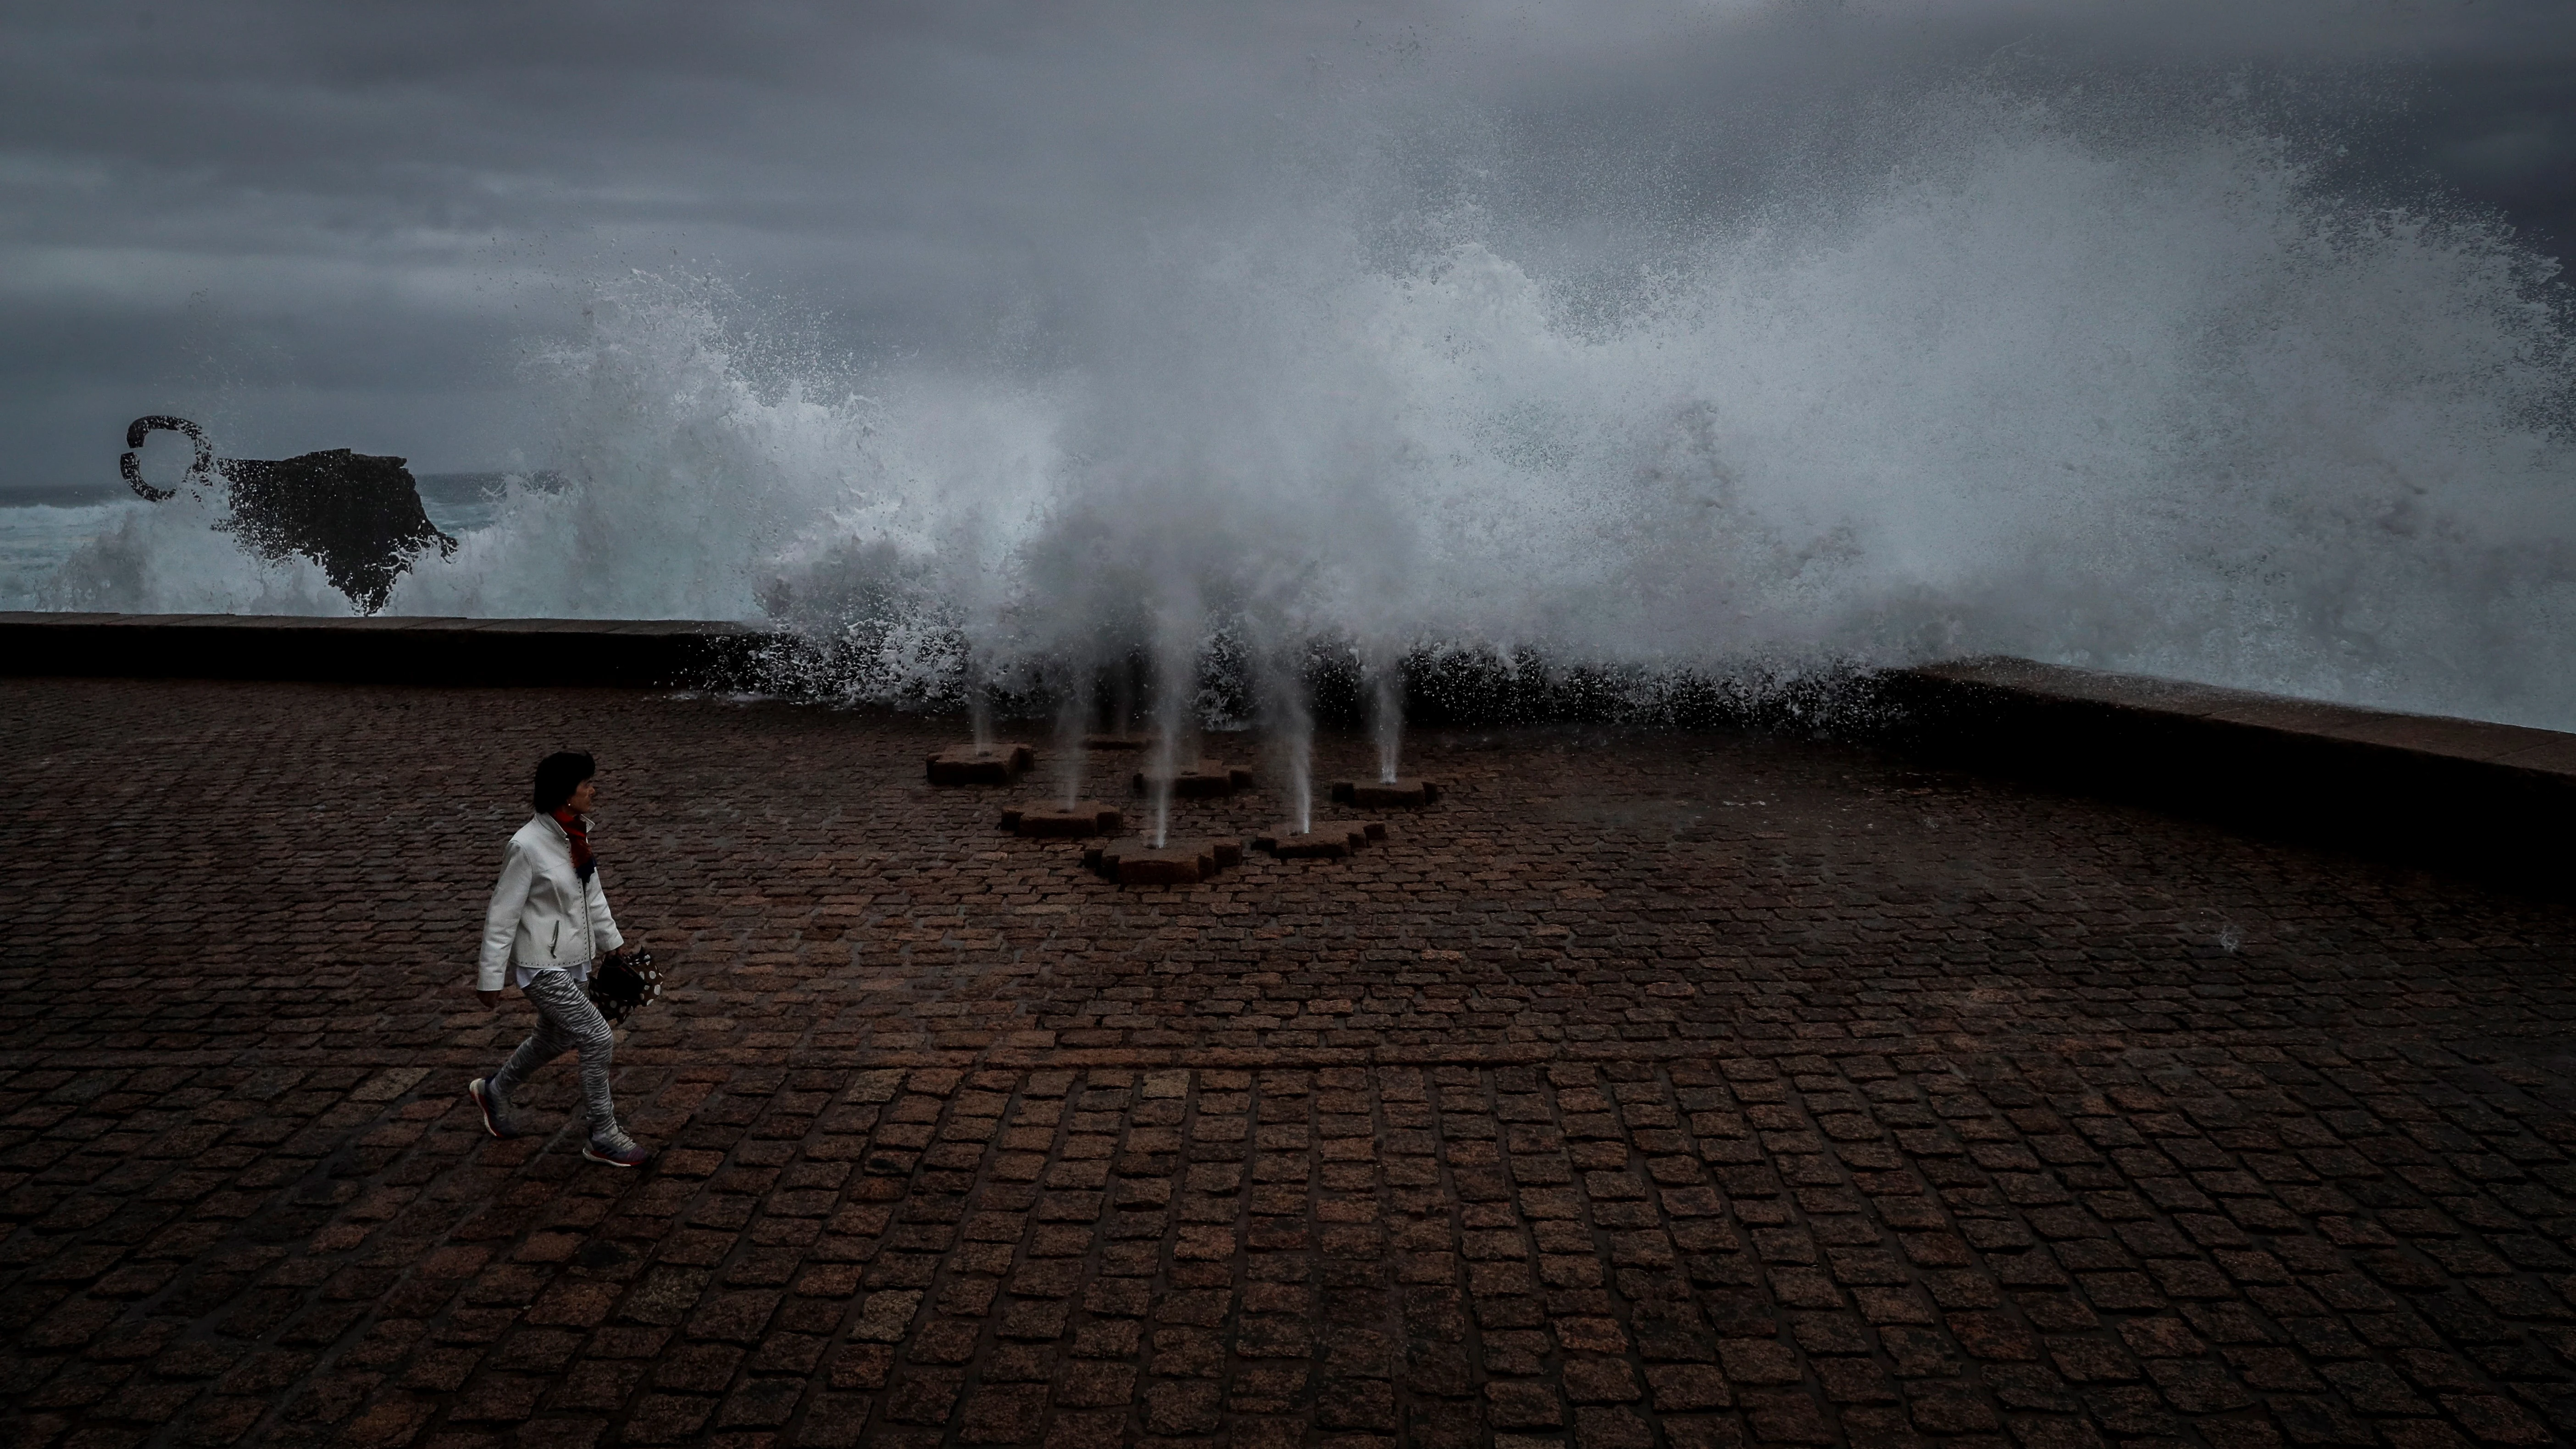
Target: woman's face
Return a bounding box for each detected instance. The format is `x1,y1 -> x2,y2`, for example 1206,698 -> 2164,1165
567,777 -> 599,815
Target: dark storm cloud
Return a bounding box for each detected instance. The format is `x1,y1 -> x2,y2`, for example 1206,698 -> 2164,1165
0,0 -> 1391,484
3,0 -> 2573,490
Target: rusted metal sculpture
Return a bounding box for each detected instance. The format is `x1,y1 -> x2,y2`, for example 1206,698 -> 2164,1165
121,416 -> 458,614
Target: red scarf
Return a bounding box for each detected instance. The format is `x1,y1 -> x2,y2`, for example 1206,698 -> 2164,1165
551,807 -> 596,883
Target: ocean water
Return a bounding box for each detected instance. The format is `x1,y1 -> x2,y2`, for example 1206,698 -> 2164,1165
0,480 -> 506,611
15,83 -> 2576,733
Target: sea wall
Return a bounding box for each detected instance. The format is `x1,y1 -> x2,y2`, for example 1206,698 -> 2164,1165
7,611 -> 2569,887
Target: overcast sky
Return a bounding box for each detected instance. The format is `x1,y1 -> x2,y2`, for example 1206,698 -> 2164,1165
4,0 -> 2573,496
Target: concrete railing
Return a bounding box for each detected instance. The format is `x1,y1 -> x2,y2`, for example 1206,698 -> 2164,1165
0,611 -> 766,688
1882,656 -> 2576,887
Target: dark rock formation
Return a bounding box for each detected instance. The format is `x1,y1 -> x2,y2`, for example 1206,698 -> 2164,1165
121,416 -> 458,614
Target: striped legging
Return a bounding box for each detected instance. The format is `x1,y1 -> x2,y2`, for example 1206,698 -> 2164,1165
492,968 -> 620,1141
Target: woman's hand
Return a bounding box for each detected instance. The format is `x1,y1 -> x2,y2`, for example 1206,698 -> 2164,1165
476,988 -> 504,1009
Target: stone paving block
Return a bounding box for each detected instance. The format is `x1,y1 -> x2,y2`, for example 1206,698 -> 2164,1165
1251,821 -> 1386,859
4,677 -> 2576,1448
996,803 -> 1123,838
1129,759 -> 1253,798
1081,837 -> 1243,885
1327,777 -> 1442,808
926,744 -> 1034,786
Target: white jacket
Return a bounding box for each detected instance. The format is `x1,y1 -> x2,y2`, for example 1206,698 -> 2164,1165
479,813 -> 625,991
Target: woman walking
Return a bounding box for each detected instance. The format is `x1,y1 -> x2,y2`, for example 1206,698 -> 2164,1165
467,750 -> 651,1166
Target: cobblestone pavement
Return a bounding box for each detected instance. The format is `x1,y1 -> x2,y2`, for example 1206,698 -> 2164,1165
4,677 -> 2576,1449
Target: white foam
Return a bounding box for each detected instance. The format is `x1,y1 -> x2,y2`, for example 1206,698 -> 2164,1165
1,501 -> 146,610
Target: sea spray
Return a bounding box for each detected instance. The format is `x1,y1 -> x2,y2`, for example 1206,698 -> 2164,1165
1255,638 -> 1317,836
1367,645 -> 1405,785
41,88 -> 2576,732
1146,594 -> 1205,849
1055,671 -> 1091,811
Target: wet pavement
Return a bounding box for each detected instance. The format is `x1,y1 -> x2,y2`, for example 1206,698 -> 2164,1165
3,676 -> 2574,1449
